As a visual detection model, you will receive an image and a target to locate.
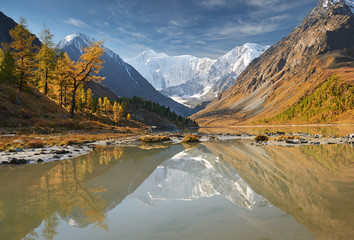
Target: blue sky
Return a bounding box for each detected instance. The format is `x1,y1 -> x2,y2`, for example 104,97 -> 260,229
2,0 -> 317,59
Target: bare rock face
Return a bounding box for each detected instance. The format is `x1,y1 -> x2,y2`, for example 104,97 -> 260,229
193,0 -> 354,125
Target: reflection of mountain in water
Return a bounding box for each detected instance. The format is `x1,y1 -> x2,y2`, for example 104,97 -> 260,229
128,146 -> 266,209
63,145 -> 186,228
203,141 -> 354,240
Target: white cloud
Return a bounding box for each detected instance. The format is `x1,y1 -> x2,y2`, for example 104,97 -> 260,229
94,20 -> 109,28
198,0 -> 228,8
116,27 -> 149,41
248,0 -> 280,7
64,18 -> 88,27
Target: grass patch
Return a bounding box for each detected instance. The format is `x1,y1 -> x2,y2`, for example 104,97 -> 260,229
138,135 -> 171,143
182,134 -> 200,143
273,135 -> 304,142
26,140 -> 44,148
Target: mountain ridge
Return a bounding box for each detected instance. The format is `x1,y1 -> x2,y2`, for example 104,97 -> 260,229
57,32 -> 193,117
127,43 -> 268,108
193,0 -> 354,125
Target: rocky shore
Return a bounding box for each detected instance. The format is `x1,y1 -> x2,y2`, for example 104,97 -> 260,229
1,132 -> 353,166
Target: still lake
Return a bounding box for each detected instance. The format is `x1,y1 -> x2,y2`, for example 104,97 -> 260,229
0,130 -> 353,240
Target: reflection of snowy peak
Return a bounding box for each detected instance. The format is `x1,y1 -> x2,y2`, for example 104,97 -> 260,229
128,148 -> 264,209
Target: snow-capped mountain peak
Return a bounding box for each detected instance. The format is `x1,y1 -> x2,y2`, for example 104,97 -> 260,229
127,43 -> 268,106
316,0 -> 354,13
125,51 -> 215,90
57,32 -> 123,62
57,32 -> 96,50
138,49 -> 169,59
323,0 -> 354,12
56,32 -> 192,116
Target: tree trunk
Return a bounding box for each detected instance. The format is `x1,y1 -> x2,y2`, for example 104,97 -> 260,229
44,68 -> 48,95
19,71 -> 24,92
60,85 -> 63,107
70,82 -> 78,118
64,85 -> 67,108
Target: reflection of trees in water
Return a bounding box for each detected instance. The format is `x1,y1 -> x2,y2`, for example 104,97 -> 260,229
1,144 -> 183,240
42,214 -> 58,240
0,201 -> 4,222
204,141 -> 354,240
198,126 -> 354,137
16,147 -> 127,240
300,144 -> 354,174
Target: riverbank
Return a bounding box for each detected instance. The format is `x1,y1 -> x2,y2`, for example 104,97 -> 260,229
1,130 -> 353,165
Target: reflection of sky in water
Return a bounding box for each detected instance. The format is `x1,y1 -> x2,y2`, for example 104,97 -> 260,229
9,141 -> 353,240
27,144 -> 316,240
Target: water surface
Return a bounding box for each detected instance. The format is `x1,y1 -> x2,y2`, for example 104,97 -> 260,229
0,140 -> 353,240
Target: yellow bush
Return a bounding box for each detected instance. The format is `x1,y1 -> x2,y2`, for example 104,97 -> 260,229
182,134 -> 200,143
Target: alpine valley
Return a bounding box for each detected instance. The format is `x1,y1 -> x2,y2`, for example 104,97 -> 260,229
193,0 -> 354,126
1,1 -> 354,239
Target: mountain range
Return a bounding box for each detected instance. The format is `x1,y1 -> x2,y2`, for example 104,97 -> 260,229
126,43 -> 268,108
57,32 -> 193,117
193,0 -> 354,125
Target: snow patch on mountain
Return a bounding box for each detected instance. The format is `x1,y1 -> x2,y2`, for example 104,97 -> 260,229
57,32 -> 95,51
322,0 -> 354,12
127,43 -> 268,103
57,32 -> 133,76
126,50 -> 215,90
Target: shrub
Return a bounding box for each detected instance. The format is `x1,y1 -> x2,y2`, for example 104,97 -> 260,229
254,134 -> 269,142
26,140 -> 44,148
139,135 -> 171,143
182,134 -> 200,143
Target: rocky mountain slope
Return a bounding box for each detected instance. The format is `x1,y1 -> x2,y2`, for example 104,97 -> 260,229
0,11 -> 41,47
57,33 -> 193,117
127,44 -> 267,108
193,0 -> 354,126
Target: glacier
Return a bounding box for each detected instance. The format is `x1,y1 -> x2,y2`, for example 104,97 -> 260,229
126,43 -> 268,107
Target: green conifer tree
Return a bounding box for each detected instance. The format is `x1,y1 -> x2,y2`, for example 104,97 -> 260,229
0,49 -> 17,84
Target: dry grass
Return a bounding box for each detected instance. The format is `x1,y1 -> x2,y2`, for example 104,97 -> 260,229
138,135 -> 171,143
273,135 -> 304,142
26,140 -> 44,148
182,134 -> 200,143
0,132 -> 141,152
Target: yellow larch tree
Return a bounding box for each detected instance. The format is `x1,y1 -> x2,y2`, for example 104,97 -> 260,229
54,52 -> 74,107
37,25 -> 56,95
69,41 -> 105,117
9,18 -> 38,91
86,88 -> 93,112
